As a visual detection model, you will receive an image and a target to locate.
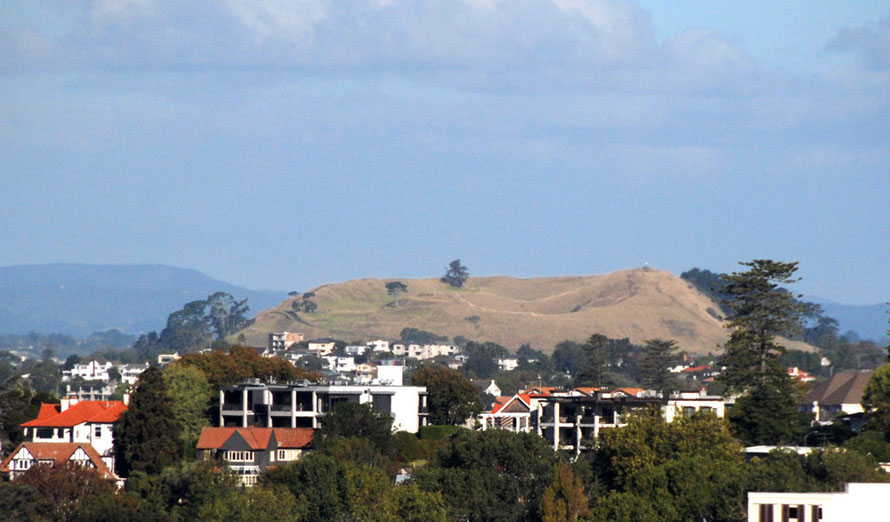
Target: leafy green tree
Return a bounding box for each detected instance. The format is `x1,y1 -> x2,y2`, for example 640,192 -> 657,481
411,365 -> 483,425
863,363 -> 890,434
588,410 -> 747,522
400,327 -> 449,345
0,481 -> 55,521
719,260 -> 807,391
159,299 -> 212,352
198,485 -> 303,522
385,281 -> 408,307
114,367 -> 184,476
316,402 -> 394,455
844,430 -> 890,462
552,341 -> 584,376
16,462 -> 118,522
205,291 -> 250,339
162,364 -> 213,449
0,382 -> 57,457
178,345 -> 317,389
390,483 -> 449,522
261,453 -> 348,522
728,374 -> 809,445
413,429 -> 557,521
539,463 -> 589,522
462,341 -> 507,379
441,259 -> 469,288
640,339 -> 679,395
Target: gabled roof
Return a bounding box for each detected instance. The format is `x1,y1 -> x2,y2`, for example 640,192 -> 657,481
612,387 -> 644,397
490,394 -> 532,414
22,401 -> 127,428
197,427 -> 314,451
572,387 -> 601,396
805,372 -> 873,406
0,442 -> 115,478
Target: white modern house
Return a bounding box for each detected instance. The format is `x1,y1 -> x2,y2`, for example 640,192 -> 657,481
62,360 -> 113,382
322,356 -> 356,373
219,368 -> 428,433
748,482 -> 890,521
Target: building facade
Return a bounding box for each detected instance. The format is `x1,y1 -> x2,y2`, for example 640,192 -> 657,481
219,379 -> 428,433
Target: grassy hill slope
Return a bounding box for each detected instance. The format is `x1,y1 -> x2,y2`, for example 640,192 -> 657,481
237,268 -> 814,355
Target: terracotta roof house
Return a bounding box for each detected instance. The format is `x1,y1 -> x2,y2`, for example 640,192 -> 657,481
197,427 -> 314,486
19,398 -> 127,472
804,371 -> 872,423
0,442 -> 116,481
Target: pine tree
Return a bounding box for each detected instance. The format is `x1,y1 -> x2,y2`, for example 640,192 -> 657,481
640,339 -> 679,396
718,260 -> 807,391
114,366 -> 184,476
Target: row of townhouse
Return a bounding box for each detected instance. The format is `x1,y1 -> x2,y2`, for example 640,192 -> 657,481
480,386 -> 725,453
267,332 -> 463,362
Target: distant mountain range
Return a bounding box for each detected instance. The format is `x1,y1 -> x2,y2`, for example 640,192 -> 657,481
0,264 -> 287,337
808,297 -> 888,343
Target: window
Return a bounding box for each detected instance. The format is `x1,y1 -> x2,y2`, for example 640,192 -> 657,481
94,425 -> 102,438
683,407 -> 696,417
224,451 -> 253,462
278,449 -> 287,461
758,504 -> 774,522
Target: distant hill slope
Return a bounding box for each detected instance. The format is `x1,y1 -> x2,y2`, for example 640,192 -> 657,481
808,298 -> 888,342
237,268 -> 816,355
0,264 -> 286,336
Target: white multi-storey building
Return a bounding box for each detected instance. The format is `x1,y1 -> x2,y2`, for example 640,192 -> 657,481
219,371 -> 428,433
16,398 -> 127,471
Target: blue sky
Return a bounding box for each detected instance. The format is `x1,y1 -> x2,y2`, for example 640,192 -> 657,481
1,1 -> 888,305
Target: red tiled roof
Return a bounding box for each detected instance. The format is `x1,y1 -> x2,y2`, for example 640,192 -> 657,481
573,387 -> 601,395
0,442 -> 115,479
681,365 -> 712,373
273,428 -> 314,449
22,401 -> 127,428
197,427 -> 314,450
490,394 -> 533,414
613,387 -> 644,397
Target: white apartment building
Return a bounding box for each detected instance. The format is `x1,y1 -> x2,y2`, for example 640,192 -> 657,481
219,370 -> 428,433
391,343 -> 460,360
748,482 -> 890,522
367,340 -> 390,352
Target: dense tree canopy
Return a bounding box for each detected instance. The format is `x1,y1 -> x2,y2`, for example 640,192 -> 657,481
114,367 -> 184,476
411,365 -> 483,425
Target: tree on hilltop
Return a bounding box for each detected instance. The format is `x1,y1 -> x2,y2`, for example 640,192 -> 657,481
441,259 -> 469,288
385,281 -> 408,307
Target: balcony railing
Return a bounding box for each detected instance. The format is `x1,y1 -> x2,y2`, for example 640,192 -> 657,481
222,403 -> 244,411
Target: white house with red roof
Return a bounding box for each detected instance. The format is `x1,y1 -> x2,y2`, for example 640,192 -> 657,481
19,398 -> 127,471
0,442 -> 116,481
197,427 -> 314,486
